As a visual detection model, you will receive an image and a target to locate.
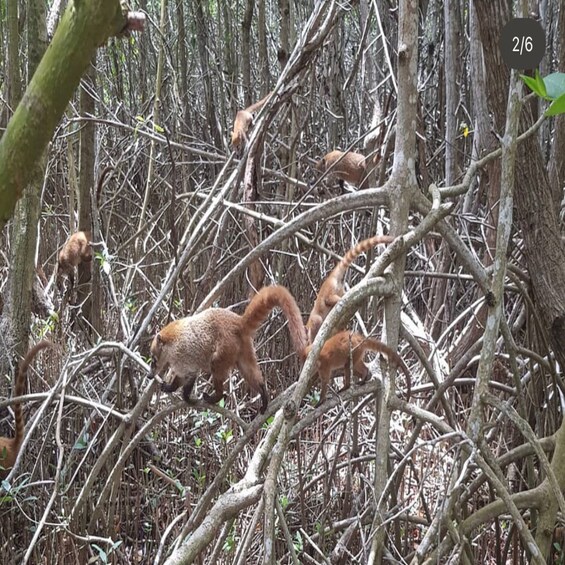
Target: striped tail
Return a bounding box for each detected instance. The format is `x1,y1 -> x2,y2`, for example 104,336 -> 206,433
333,235 -> 394,281
13,341 -> 50,447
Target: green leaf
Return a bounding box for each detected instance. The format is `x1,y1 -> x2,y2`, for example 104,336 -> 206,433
543,72 -> 565,100
92,544 -> 108,563
73,434 -> 89,450
545,92 -> 565,117
521,73 -> 546,98
535,70 -> 548,99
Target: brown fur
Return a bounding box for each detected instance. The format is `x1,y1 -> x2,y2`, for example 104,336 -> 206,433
306,235 -> 394,343
150,285 -> 307,414
315,150 -> 368,188
57,231 -> 92,289
230,91 -> 273,152
305,331 -> 410,406
57,167 -> 113,290
0,341 -> 50,478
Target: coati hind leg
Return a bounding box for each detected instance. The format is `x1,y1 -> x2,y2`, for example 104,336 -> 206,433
237,344 -> 268,414
202,357 -> 231,406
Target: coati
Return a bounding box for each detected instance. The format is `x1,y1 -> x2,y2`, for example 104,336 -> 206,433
150,285 -> 308,414
230,91 -> 273,152
56,230 -> 92,289
0,340 -> 50,479
306,235 -> 394,343
56,166 -> 114,290
305,331 -> 410,406
315,150 -> 368,188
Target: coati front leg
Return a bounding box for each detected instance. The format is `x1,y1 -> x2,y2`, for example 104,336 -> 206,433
161,374 -> 197,403
338,364 -> 352,393
354,357 -> 370,384
316,367 -> 331,408
161,374 -> 183,394
181,375 -> 197,403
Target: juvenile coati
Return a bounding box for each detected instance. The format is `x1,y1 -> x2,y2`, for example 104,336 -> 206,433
230,91 -> 273,152
56,166 -> 114,290
150,285 -> 308,414
315,150 -> 368,188
56,230 -> 92,289
305,331 -> 410,406
0,340 -> 50,478
306,235 -> 394,343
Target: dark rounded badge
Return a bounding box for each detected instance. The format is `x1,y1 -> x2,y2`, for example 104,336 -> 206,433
499,18 -> 545,70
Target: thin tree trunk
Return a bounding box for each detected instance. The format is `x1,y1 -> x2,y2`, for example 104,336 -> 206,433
242,0 -> 254,103
194,0 -> 222,150
78,60 -> 98,331
368,0 -> 419,562
136,0 -> 167,257
258,0 -> 270,90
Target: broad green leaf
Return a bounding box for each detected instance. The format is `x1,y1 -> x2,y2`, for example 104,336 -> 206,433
543,72 -> 565,100
545,92 -> 565,116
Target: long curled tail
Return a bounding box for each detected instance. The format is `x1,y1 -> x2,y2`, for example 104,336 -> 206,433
333,235 -> 394,281
14,340 -> 51,446
241,285 -> 308,356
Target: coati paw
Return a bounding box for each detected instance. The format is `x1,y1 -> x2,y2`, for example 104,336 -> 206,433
182,390 -> 196,404
202,392 -> 225,405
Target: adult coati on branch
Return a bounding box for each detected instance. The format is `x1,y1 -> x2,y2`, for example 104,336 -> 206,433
315,150 -> 368,188
150,285 -> 308,414
230,91 -> 273,153
0,340 -> 50,479
306,235 -> 394,343
304,331 -> 410,406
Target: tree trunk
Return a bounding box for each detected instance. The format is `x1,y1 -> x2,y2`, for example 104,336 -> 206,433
241,0 -> 254,103
368,0 -> 419,562
474,0 -> 565,558
78,59 -> 98,331
258,0 -> 270,90
2,0 -> 48,364
194,0 -> 222,151
549,2 -> 565,207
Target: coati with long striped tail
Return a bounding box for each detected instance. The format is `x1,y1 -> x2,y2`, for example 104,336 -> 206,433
230,91 -> 273,152
306,235 -> 394,343
150,285 -> 307,414
0,340 -> 50,478
305,331 -> 410,406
